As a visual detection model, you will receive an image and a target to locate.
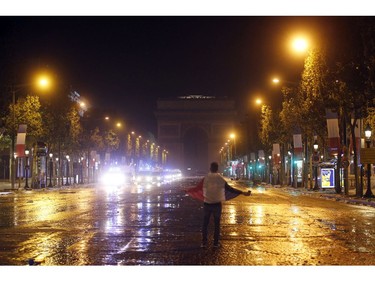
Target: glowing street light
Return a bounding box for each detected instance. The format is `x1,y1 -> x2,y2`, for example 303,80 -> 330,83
37,75 -> 51,89
255,98 -> 263,106
272,77 -> 298,87
291,36 -> 309,54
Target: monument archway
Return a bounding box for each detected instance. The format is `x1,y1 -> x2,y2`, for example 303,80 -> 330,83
182,126 -> 209,175
155,95 -> 237,175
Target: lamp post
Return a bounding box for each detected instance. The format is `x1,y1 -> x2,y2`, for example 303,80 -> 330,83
268,155 -> 272,184
17,153 -> 21,189
79,157 -> 84,184
364,124 -> 374,198
313,140 -> 319,191
56,157 -> 61,187
24,149 -> 30,189
48,153 -> 53,187
65,155 -> 70,186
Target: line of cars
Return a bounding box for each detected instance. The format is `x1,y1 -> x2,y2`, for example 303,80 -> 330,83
99,166 -> 182,187
134,169 -> 183,185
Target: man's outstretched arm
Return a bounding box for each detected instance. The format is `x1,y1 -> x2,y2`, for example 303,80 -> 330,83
225,182 -> 251,196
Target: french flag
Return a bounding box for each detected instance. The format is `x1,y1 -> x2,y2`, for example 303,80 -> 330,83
185,178 -> 243,201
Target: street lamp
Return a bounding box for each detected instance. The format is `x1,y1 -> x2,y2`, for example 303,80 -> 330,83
364,124 -> 374,198
271,77 -> 298,87
78,157 -> 83,184
24,149 -> 30,189
56,157 -> 60,187
65,155 -> 70,186
16,153 -> 22,189
291,36 -> 309,54
313,140 -> 319,191
48,153 -> 53,187
268,155 -> 272,184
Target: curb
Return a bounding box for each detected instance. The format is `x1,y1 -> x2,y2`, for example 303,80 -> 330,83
232,179 -> 375,208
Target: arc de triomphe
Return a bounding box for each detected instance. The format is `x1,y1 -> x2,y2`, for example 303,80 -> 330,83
155,95 -> 237,175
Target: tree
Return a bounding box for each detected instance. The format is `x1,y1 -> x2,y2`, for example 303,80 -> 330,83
104,129 -> 120,154
258,104 -> 279,151
291,47 -> 328,189
322,18 -> 375,196
66,105 -> 82,157
41,90 -> 76,186
4,95 -> 44,147
258,104 -> 280,184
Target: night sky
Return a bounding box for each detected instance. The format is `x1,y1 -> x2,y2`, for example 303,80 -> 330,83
0,16 -> 364,135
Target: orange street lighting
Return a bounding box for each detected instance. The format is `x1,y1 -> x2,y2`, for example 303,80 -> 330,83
291,36 -> 309,54
32,73 -> 53,92
38,76 -> 50,88
271,77 -> 297,87
255,98 -> 262,106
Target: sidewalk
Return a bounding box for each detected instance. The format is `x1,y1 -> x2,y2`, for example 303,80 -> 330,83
233,178 -> 375,208
0,180 -> 93,193
0,181 -> 17,192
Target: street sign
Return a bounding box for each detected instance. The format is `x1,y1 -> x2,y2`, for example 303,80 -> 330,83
360,148 -> 375,164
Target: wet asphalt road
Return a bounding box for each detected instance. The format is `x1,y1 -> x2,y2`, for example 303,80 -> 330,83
0,177 -> 375,266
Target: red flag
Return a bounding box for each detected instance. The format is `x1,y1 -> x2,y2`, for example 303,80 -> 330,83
185,178 -> 204,201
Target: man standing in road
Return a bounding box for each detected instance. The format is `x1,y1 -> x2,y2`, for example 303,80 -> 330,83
202,162 -> 251,248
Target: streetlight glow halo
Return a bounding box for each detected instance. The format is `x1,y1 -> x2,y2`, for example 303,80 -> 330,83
291,36 -> 309,54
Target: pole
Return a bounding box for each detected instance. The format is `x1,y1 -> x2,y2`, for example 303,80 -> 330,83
11,87 -> 16,190
65,158 -> 70,186
24,155 -> 29,189
48,157 -> 53,187
234,138 -> 236,159
363,140 -> 374,198
18,157 -> 21,189
313,164 -> 319,190
313,148 -> 319,190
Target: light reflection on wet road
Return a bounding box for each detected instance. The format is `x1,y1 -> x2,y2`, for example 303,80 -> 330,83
0,178 -> 375,265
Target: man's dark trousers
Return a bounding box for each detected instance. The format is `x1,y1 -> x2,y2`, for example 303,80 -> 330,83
202,202 -> 222,245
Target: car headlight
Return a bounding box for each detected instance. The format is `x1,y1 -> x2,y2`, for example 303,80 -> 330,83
101,172 -> 125,186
